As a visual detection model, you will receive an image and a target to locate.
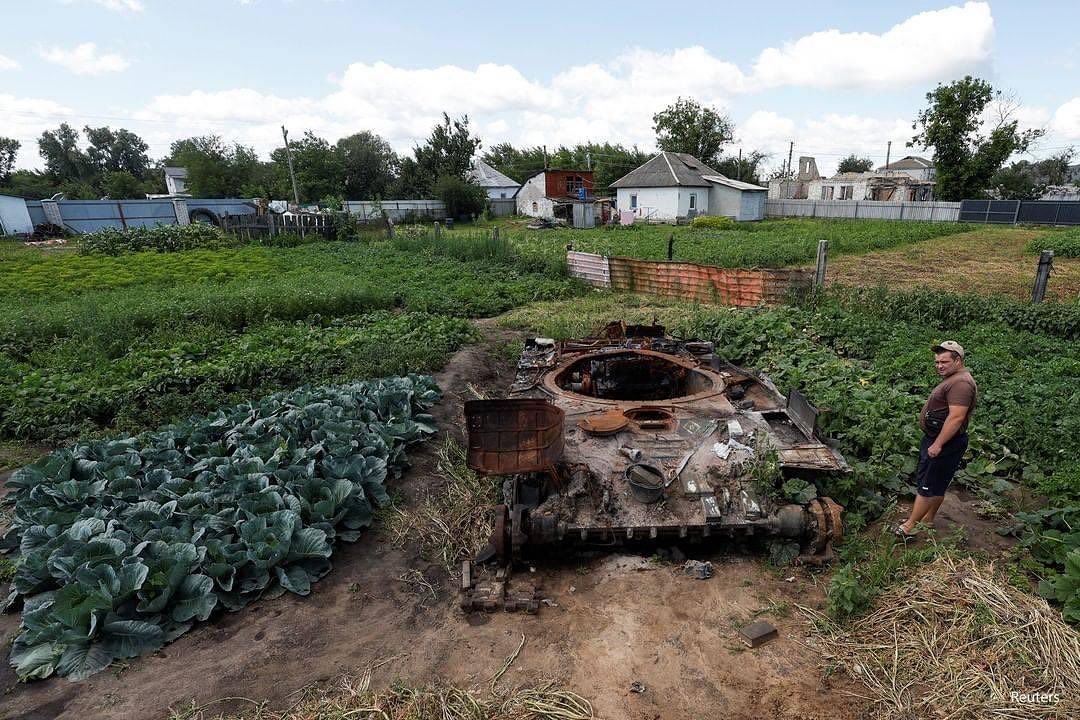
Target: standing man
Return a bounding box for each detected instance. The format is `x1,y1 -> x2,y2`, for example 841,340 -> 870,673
897,341 -> 976,539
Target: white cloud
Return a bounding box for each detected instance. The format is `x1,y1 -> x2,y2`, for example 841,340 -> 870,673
0,94 -> 77,169
0,53 -> 19,70
1051,97 -> 1080,141
751,1 -> 993,89
39,42 -> 130,75
63,0 -> 144,11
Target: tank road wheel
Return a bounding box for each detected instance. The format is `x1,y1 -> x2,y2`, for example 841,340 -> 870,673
806,497 -> 844,556
492,504 -> 511,563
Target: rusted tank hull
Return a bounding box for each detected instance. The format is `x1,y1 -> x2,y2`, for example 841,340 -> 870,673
465,323 -> 850,565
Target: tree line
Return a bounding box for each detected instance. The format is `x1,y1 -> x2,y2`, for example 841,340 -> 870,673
0,79 -> 1071,205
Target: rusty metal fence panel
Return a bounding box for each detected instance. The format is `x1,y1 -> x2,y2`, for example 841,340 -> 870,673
567,250 -> 810,306
567,250 -> 611,287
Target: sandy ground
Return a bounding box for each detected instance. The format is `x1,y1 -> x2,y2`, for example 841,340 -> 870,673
814,227 -> 1080,301
1,320 -> 1019,720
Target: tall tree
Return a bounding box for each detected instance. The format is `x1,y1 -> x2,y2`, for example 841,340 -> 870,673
837,154 -> 874,173
270,131 -> 343,203
990,149 -> 1076,200
84,126 -> 151,179
0,136 -> 19,184
652,97 -> 734,167
714,150 -> 770,186
167,135 -> 262,197
412,113 -> 482,194
910,77 -> 1044,200
335,131 -> 399,199
38,123 -> 92,184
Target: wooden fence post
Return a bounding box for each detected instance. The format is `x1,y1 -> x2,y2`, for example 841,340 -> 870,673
814,240 -> 829,292
434,222 -> 442,241
667,233 -> 674,261
386,217 -> 395,240
1032,250 -> 1053,303
493,226 -> 500,242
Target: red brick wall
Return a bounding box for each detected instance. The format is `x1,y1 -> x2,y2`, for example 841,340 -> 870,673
544,170 -> 595,198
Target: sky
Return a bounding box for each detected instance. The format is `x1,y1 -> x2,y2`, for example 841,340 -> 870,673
1,0 -> 1079,177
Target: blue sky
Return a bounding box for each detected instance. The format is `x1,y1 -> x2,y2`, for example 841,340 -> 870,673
2,0 -> 1078,174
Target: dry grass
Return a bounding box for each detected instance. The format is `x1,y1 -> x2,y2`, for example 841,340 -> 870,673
816,227 -> 1080,301
168,661 -> 594,720
804,554 -> 1080,719
384,437 -> 500,577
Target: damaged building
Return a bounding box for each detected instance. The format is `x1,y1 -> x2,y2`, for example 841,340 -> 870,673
513,168 -> 611,227
770,155 -> 936,201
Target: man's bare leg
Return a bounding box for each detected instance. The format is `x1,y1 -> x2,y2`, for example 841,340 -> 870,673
901,495 -> 937,534
921,496 -> 946,525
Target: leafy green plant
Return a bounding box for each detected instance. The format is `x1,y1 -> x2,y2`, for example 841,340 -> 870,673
79,224 -> 229,255
0,374 -> 440,681
1025,227 -> 1080,258
690,215 -> 735,230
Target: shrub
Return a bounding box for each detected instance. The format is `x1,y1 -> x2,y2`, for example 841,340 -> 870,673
79,223 -> 229,255
1025,228 -> 1080,258
690,215 -> 735,230
433,175 -> 487,220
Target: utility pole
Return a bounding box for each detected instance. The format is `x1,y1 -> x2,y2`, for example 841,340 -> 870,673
885,140 -> 892,171
737,148 -> 742,181
786,141 -> 794,177
586,150 -> 591,170
281,125 -> 300,207
543,145 -> 548,169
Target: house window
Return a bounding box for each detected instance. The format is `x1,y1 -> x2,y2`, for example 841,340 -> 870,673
840,185 -> 854,200
565,175 -> 584,194
531,201 -> 538,213
689,193 -> 697,210
630,194 -> 638,209
821,186 -> 834,200
500,192 -> 507,199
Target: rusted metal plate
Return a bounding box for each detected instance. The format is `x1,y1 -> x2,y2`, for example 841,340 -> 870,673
591,254 -> 811,307
567,251 -> 611,287
464,399 -> 565,475
577,408 -> 629,436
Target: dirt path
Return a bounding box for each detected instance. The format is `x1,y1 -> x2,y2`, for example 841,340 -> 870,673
812,227 -> 1080,301
1,321 -> 869,719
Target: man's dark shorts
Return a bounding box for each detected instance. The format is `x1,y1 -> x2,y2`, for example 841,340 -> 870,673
915,432 -> 968,497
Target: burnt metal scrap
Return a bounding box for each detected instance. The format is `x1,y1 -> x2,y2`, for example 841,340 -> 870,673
461,322 -> 848,611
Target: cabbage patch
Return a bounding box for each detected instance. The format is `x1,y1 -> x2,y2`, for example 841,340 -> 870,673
0,374 -> 440,681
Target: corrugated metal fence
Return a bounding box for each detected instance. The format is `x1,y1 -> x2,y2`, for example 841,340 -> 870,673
766,199 -> 961,222
958,199 -> 1080,226
22,198 -> 257,234
567,251 -> 811,306
488,198 -> 517,218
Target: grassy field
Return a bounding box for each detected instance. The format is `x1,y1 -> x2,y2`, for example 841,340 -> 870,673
819,226 -> 1080,301
467,217 -> 978,269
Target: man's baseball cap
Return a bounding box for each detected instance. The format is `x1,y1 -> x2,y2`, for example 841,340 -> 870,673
932,340 -> 965,359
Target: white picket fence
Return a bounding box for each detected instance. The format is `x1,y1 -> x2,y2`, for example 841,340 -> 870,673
766,199 -> 961,222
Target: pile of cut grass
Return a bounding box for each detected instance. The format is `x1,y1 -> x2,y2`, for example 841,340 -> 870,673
806,553 -> 1080,720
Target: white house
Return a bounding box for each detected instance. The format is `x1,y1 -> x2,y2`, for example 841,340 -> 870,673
468,159 -> 520,199
877,156 -> 935,182
610,152 -> 767,222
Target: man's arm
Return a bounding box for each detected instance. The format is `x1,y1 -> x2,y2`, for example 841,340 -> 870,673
928,404 -> 968,457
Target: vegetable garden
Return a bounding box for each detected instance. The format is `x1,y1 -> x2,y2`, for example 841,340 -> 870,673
1,218 -> 1078,718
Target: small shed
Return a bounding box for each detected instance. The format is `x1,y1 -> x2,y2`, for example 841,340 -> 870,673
610,152 -> 767,222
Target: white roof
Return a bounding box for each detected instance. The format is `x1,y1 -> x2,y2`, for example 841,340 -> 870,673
702,175 -> 767,192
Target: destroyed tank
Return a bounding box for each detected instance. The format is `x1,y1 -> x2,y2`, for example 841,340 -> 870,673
464,322 -> 847,569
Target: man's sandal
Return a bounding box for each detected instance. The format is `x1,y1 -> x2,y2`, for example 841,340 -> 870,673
894,525 -> 917,541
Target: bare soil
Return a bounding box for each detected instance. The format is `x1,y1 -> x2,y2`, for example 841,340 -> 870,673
3,319 -> 1021,720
